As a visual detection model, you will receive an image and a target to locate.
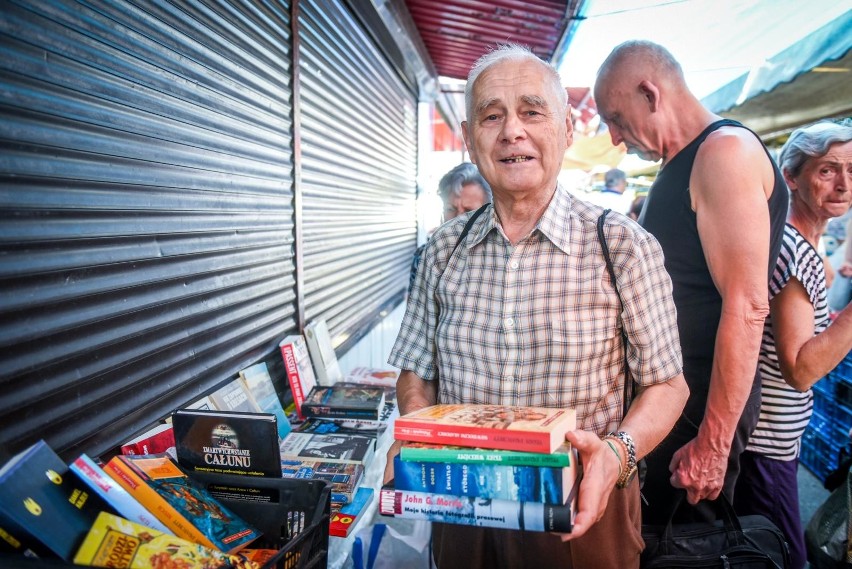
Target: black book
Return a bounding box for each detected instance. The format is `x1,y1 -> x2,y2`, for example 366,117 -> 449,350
301,382 -> 386,420
172,408 -> 283,477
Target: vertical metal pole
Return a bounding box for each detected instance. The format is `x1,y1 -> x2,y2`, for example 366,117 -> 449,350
291,0 -> 306,333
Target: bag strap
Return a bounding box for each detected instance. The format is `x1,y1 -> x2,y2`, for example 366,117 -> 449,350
450,202 -> 490,258
596,210 -> 633,416
659,491 -> 746,553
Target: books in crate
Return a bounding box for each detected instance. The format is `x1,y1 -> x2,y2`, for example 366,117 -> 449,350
394,404 -> 576,454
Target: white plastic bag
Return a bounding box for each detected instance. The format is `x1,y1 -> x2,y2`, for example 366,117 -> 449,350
352,519 -> 432,569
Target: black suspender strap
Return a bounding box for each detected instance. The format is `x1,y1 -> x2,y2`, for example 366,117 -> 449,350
450,202 -> 490,257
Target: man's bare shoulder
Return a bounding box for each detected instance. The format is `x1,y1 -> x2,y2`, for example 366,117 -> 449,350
692,124 -> 774,203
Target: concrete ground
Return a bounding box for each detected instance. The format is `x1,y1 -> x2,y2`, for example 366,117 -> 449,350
799,462 -> 832,569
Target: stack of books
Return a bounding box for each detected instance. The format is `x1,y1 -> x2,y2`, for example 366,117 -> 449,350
380,404 -> 581,533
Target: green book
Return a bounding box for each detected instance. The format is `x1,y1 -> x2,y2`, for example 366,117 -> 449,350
399,441 -> 572,468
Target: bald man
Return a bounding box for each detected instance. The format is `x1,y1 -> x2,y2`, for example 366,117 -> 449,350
594,41 -> 787,523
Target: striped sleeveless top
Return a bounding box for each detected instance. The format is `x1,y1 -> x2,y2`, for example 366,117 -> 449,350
746,224 -> 829,460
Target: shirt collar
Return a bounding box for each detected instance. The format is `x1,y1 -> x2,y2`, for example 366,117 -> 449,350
463,184 -> 574,255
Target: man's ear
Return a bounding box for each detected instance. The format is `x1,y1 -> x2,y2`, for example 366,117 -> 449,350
565,105 -> 574,147
462,121 -> 477,163
638,80 -> 660,112
782,168 -> 798,192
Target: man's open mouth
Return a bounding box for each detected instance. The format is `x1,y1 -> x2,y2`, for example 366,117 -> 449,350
500,156 -> 533,163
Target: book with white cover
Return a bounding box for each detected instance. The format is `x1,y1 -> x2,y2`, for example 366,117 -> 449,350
304,319 -> 343,386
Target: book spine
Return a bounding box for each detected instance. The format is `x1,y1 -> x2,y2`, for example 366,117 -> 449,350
399,446 -> 570,468
392,455 -> 565,503
393,421 -> 551,453
379,487 -> 573,533
103,458 -> 217,550
280,342 -> 307,419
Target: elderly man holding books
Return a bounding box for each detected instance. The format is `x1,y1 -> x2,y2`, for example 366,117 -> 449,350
386,43 -> 689,569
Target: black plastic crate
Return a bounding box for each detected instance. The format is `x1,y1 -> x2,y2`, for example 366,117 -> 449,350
0,475 -> 330,569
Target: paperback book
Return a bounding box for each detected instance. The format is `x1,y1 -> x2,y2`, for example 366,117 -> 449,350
304,319 -> 343,386
209,379 -> 264,415
0,440 -> 116,561
73,511 -> 232,569
301,383 -> 386,421
399,441 -> 573,468
279,334 -> 318,420
393,404 -> 576,454
172,409 -> 283,478
329,487 -> 374,538
392,450 -> 578,504
279,432 -> 375,466
239,362 -> 292,440
120,423 -> 175,456
295,416 -> 388,439
103,454 -> 260,553
280,460 -> 364,505
70,454 -> 172,534
379,478 -> 580,533
343,366 -> 400,387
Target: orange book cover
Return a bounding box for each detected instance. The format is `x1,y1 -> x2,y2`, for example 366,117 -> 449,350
393,404 -> 576,454
103,455 -> 259,554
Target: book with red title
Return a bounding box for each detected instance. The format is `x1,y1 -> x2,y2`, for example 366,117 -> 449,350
279,334 -> 318,420
379,474 -> 580,533
103,454 -> 259,554
393,404 -> 576,454
120,423 -> 175,456
329,487 -> 373,538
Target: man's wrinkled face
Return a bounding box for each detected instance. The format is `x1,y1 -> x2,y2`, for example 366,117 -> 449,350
444,183 -> 489,220
462,59 -> 572,197
595,74 -> 661,162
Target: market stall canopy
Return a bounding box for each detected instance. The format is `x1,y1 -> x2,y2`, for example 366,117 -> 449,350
701,11 -> 852,138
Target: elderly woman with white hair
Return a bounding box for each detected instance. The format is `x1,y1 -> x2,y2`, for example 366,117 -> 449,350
734,119 -> 852,569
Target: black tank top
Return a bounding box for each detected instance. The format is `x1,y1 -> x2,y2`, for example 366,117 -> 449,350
639,119 -> 787,388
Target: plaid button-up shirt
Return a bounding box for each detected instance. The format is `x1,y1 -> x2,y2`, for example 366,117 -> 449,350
390,185 -> 683,435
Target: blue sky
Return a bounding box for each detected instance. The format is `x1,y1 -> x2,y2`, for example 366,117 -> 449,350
559,0 -> 850,98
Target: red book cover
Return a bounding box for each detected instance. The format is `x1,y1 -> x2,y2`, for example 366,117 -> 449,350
120,423 -> 175,456
279,335 -> 318,420
393,404 -> 576,454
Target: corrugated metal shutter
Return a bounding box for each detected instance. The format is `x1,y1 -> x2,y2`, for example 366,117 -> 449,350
298,0 -> 418,352
0,0 -> 296,460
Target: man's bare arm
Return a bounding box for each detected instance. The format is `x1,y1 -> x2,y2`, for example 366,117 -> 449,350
671,128 -> 773,503
382,370 -> 438,484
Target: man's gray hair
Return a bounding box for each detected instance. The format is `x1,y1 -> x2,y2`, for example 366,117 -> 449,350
464,43 -> 566,123
438,162 -> 492,204
605,168 -> 627,188
779,119 -> 852,178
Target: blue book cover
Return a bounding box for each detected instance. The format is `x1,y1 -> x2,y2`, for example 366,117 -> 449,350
240,362 -> 292,440
393,454 -> 574,504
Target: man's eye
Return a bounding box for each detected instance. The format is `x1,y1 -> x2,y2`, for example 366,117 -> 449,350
484,114 -> 499,121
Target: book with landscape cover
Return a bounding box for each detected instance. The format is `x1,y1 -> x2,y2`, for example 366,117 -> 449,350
301,383 -> 386,420
279,334 -> 318,420
280,460 -> 364,505
172,409 -> 282,478
70,454 -> 172,534
295,416 -> 388,439
73,511 -> 233,569
400,441 -> 573,468
392,449 -> 579,504
329,487 -> 374,538
279,432 -> 376,466
209,378 -> 264,415
379,475 -> 580,533
120,423 -> 175,456
393,404 -> 576,454
103,454 -> 260,553
238,362 -> 292,440
304,319 -> 343,386
0,440 -> 116,561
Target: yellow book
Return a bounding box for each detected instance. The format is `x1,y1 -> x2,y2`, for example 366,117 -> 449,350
73,512 -> 230,569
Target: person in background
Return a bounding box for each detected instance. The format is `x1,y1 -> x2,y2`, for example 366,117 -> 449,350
388,43 -> 689,568
408,163 -> 491,292
585,167 -> 632,214
595,40 -> 788,523
735,120 -> 852,569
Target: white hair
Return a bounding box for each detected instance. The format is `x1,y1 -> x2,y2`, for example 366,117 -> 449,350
464,43 -> 567,123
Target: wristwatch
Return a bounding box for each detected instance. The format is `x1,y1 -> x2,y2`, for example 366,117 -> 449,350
607,430 -> 638,489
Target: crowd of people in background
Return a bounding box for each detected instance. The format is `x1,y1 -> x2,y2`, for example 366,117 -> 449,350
395,38 -> 851,569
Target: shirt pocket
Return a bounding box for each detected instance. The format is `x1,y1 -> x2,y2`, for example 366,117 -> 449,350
549,314 -> 621,365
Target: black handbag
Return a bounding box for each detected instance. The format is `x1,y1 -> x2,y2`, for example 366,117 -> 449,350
641,492 -> 791,568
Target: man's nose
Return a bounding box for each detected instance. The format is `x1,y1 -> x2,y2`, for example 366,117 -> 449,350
608,125 -> 623,147
500,114 -> 525,142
